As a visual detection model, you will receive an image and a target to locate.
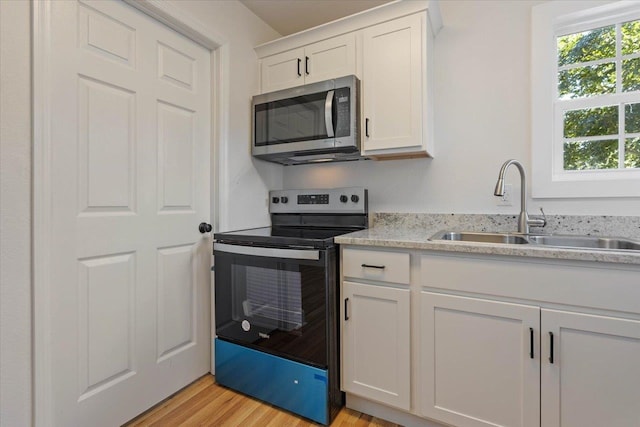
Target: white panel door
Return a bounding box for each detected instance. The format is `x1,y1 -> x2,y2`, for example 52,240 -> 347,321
541,309 -> 640,427
362,13 -> 423,152
420,292 -> 540,427
341,281 -> 410,410
47,1 -> 211,425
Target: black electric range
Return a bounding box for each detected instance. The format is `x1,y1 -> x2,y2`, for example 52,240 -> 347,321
214,187 -> 368,249
212,187 -> 367,425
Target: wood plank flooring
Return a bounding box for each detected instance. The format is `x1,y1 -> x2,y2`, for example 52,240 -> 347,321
124,374 -> 400,426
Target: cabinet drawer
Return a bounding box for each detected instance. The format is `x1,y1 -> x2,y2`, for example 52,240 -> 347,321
343,248 -> 410,284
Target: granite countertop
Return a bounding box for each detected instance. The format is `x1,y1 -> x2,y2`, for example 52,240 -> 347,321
334,213 -> 640,266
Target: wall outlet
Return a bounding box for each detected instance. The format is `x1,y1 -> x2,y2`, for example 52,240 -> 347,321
497,184 -> 513,206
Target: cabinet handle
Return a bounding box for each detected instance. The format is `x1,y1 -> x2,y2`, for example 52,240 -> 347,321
365,118 -> 370,137
297,58 -> 301,77
344,298 -> 349,321
305,56 -> 309,75
549,331 -> 554,364
529,328 -> 534,359
361,263 -> 385,269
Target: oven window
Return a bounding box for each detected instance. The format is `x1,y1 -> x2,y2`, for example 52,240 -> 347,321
239,266 -> 303,332
254,91 -> 333,146
215,251 -> 331,367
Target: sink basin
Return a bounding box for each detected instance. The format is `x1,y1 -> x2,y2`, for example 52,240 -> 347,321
431,230 -> 640,252
433,231 -> 529,245
528,235 -> 640,251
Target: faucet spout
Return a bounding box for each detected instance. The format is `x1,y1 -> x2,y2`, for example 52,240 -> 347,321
494,159 -> 546,234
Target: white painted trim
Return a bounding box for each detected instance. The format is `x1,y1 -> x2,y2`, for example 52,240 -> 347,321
32,1 -> 53,424
531,0 -> 640,198
33,0 -> 229,423
122,0 -> 227,49
254,0 -> 442,58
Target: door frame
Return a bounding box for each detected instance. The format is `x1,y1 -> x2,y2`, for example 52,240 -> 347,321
32,0 -> 227,424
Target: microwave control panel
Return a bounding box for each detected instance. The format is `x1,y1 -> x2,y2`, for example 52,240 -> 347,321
334,87 -> 351,138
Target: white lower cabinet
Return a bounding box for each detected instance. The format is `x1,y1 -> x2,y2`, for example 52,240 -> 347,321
541,309 -> 640,427
342,281 -> 411,410
420,292 -> 640,427
420,292 -> 540,427
340,249 -> 640,427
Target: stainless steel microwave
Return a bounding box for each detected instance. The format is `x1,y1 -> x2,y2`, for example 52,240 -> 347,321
252,75 -> 361,165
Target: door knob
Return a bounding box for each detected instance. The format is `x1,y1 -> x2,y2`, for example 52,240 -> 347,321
198,222 -> 212,233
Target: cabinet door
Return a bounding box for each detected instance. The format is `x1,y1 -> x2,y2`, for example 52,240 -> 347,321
362,13 -> 424,154
420,292 -> 540,427
304,34 -> 356,84
541,309 -> 640,427
260,47 -> 304,92
342,281 -> 410,410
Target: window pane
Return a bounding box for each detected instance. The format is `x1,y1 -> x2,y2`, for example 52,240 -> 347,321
563,140 -> 618,170
622,20 -> 640,55
625,138 -> 640,168
622,57 -> 640,92
558,25 -> 615,66
564,106 -> 618,138
626,103 -> 640,133
559,62 -> 616,99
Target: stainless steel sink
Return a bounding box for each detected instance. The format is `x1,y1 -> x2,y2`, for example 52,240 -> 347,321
433,231 -> 529,245
528,235 -> 640,251
430,230 -> 640,252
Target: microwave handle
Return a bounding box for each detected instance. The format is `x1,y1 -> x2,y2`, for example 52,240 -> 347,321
324,90 -> 335,138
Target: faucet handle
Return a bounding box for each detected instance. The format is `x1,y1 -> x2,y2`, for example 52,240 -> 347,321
539,207 -> 547,227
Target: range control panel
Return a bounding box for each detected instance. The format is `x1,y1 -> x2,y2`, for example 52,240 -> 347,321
269,187 -> 367,214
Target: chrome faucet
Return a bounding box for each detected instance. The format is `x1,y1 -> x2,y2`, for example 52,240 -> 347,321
494,159 -> 546,234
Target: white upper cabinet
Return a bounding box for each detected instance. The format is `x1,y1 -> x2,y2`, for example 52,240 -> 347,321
260,47 -> 305,92
260,34 -> 356,92
361,13 -> 432,158
304,34 -> 356,84
255,1 -> 441,159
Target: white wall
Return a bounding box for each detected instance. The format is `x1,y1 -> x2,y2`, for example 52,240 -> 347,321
0,1 -> 33,425
0,1 -> 280,425
283,0 -> 640,216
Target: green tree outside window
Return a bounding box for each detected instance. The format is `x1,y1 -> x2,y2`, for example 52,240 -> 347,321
557,20 -> 640,170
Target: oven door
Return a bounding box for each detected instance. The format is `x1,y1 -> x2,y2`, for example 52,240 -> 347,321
213,243 -> 335,368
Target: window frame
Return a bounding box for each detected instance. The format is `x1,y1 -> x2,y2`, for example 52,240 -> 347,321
532,0 -> 640,198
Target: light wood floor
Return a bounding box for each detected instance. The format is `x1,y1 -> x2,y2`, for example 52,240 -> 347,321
124,374 -> 400,426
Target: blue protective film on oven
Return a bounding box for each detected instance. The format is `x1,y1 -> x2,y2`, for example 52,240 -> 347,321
215,338 -> 329,425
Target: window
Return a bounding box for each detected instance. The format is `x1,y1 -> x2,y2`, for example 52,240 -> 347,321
532,1 -> 640,198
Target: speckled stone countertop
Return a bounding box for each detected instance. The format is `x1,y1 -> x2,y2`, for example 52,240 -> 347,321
334,213 -> 640,265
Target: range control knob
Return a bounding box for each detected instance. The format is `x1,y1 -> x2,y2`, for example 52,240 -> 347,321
272,197 -> 280,204
340,195 -> 348,203
351,195 -> 360,203
281,196 -> 288,204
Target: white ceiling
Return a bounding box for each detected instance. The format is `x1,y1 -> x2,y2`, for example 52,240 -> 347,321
240,0 -> 394,36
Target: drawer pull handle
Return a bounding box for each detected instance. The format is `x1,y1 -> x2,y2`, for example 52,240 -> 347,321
361,263 -> 385,270
549,331 -> 554,364
344,298 -> 349,321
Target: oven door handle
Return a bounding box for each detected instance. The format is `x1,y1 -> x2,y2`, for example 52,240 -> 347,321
214,243 -> 320,261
